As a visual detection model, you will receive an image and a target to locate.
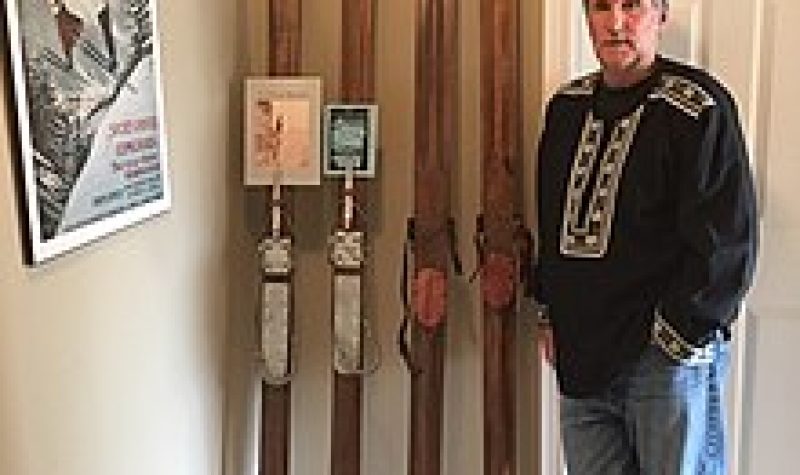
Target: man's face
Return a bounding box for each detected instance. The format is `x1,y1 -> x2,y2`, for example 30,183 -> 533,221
586,0 -> 665,77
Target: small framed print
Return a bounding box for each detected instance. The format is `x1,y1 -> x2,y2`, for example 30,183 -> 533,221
244,77 -> 322,186
323,104 -> 378,178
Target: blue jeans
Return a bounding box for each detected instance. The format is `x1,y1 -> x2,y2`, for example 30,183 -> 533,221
560,338 -> 729,475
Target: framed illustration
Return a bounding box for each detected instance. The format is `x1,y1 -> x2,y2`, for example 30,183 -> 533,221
3,0 -> 172,265
323,104 -> 378,178
244,77 -> 322,186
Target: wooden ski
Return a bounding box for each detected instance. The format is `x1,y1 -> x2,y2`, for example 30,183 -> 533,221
477,1 -> 524,474
330,1 -> 376,474
260,1 -> 301,474
403,1 -> 459,474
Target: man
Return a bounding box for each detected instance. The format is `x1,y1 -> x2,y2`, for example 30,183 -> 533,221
531,0 -> 758,473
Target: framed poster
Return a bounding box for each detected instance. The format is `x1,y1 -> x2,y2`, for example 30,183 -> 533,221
244,77 -> 322,186
3,0 -> 172,265
323,104 -> 378,178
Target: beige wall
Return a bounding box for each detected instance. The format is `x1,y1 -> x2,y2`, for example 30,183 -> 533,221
1,2 -> 544,475
0,0 -> 246,474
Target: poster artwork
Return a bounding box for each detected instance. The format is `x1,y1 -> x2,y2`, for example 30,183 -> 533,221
244,77 -> 321,186
254,99 -> 308,172
3,0 -> 171,264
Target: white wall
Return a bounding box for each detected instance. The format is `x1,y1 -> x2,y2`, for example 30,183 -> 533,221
744,1 -> 800,473
0,0 -> 245,474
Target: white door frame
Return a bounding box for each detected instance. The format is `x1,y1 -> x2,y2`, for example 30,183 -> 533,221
538,1 -> 765,473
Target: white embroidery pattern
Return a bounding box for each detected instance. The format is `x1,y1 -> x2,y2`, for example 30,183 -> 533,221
558,74 -> 598,97
649,74 -> 715,119
560,105 -> 645,258
652,311 -> 715,365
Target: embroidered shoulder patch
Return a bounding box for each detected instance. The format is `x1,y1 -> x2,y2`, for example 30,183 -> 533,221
557,73 -> 598,97
650,74 -> 715,119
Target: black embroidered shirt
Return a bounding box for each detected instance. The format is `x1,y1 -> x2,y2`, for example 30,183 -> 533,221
532,56 -> 758,397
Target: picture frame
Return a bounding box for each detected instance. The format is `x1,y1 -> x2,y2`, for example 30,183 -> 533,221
323,104 -> 378,178
244,77 -> 322,187
3,0 -> 172,265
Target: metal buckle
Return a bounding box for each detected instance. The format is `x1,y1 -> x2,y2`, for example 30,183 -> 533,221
329,230 -> 364,270
259,236 -> 292,277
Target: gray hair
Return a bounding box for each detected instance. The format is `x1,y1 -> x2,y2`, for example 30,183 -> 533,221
583,0 -> 669,10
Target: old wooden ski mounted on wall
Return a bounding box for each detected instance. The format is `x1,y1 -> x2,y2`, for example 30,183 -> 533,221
260,1 -> 301,474
475,0 -> 527,474
400,0 -> 460,474
329,1 -> 377,474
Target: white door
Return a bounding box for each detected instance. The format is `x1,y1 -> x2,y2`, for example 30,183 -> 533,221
539,1 -> 764,473
742,0 -> 800,473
